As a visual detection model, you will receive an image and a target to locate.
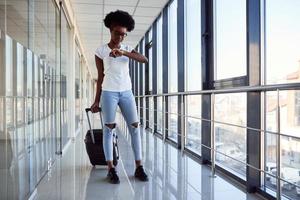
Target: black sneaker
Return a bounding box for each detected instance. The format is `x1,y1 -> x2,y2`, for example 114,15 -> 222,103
107,168 -> 120,184
134,166 -> 148,182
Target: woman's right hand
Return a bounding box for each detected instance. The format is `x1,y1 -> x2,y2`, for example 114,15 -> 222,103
90,101 -> 100,113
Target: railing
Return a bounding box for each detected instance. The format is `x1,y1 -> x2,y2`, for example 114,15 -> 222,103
123,82 -> 300,200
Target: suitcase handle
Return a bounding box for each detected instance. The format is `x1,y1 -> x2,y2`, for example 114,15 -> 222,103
85,107 -> 104,144
85,108 -> 102,112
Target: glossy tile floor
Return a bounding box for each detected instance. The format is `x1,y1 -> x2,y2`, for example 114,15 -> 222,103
33,123 -> 266,200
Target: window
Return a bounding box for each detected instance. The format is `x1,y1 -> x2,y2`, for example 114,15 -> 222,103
39,60 -> 44,98
17,43 -> 24,96
17,43 -> 24,125
148,46 -> 153,93
140,39 -> 146,125
135,59 -> 139,96
148,29 -> 153,93
130,60 -> 134,93
17,98 -> 24,125
34,55 -> 39,97
185,0 -> 201,92
265,90 -> 300,199
147,30 -> 154,130
135,59 -> 140,114
75,50 -> 81,130
60,11 -> 71,146
185,95 -> 202,155
157,16 -> 163,94
157,16 -> 163,134
168,96 -> 178,142
157,97 -> 163,133
214,0 -> 247,80
141,39 -> 145,96
168,0 -> 178,93
5,36 -> 13,96
5,98 -> 13,128
149,97 -> 154,130
168,0 -> 178,142
185,0 -> 202,154
215,93 -> 247,178
265,0 -> 300,85
27,50 -> 33,97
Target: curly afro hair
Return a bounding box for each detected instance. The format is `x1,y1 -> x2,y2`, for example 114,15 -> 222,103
104,10 -> 135,32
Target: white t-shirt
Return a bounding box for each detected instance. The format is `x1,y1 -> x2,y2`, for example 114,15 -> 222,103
95,44 -> 133,92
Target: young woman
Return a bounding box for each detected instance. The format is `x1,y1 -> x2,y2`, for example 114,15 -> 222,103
90,10 -> 148,184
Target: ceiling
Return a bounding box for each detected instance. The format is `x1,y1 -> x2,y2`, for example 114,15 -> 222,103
70,0 -> 169,79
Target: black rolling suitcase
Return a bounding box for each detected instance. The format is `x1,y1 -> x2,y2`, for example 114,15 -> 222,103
84,108 -> 119,166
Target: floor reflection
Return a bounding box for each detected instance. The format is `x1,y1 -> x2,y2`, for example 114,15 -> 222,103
30,123 -> 263,200
117,127 -> 262,200
0,113 -> 59,200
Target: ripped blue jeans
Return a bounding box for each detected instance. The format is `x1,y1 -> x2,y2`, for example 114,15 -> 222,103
100,90 -> 142,161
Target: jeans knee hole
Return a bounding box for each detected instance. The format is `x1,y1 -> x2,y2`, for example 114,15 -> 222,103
105,123 -> 116,130
131,122 -> 139,129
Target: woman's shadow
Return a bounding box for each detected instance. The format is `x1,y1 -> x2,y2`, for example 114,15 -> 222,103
85,165 -> 147,200
85,166 -> 120,200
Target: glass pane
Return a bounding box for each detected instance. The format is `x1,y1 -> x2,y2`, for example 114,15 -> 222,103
141,39 -> 145,96
75,51 -> 80,130
265,91 -> 300,137
39,98 -> 44,119
5,35 -> 13,96
185,0 -> 201,91
61,11 -> 70,147
0,2 -> 59,198
5,98 -> 14,128
215,93 -> 247,178
157,97 -> 163,134
168,0 -> 178,93
45,66 -> 50,98
16,99 -> 24,125
34,98 -> 39,121
186,95 -> 202,155
16,124 -> 30,199
156,15 -> 163,133
129,60 -> 135,94
157,16 -> 163,94
265,90 -> 300,199
214,0 -> 246,80
27,50 -> 33,96
34,55 -> 39,97
39,60 -> 44,98
149,97 -> 154,130
48,0 -> 56,78
265,0 -> 300,84
168,96 -> 178,142
135,60 -> 139,95
17,43 -> 24,96
148,46 -> 153,92
27,98 -> 33,123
